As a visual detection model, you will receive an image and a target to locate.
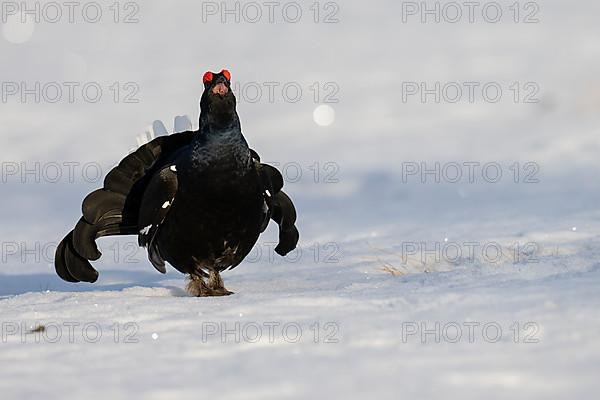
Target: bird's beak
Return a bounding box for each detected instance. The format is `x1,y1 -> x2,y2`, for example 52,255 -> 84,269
212,82 -> 229,97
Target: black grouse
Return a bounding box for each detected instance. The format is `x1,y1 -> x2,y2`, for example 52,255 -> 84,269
55,69 -> 299,296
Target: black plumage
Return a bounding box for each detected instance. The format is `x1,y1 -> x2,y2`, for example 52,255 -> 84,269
55,70 -> 299,296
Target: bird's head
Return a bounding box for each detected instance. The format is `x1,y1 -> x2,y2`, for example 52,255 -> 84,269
200,69 -> 238,131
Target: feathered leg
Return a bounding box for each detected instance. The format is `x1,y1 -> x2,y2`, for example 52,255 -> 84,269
185,271 -> 233,297
207,270 -> 234,296
185,273 -> 210,297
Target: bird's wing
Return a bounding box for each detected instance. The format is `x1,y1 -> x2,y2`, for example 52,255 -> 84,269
255,162 -> 299,255
137,165 -> 179,273
270,191 -> 299,256
55,131 -> 195,283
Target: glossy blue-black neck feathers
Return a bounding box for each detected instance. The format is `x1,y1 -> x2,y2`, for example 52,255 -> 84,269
189,78 -> 250,172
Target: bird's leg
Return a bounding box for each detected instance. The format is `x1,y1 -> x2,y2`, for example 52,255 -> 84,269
186,273 -> 212,297
186,271 -> 233,297
207,270 -> 234,296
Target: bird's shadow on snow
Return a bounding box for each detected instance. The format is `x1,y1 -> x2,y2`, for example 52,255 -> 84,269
0,270 -> 188,298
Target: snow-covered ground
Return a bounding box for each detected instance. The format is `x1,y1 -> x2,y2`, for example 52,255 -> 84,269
2,1 -> 600,399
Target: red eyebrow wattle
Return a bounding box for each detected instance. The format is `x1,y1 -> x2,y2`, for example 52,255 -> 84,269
221,69 -> 231,81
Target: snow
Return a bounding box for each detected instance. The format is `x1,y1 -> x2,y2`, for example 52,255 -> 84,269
2,180 -> 599,399
2,0 -> 600,398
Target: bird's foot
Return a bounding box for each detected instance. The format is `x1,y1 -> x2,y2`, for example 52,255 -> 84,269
186,274 -> 209,297
186,273 -> 234,297
207,270 -> 234,296
208,287 -> 234,296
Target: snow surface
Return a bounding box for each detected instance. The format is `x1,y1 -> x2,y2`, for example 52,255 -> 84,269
2,0 -> 600,399
2,177 -> 599,399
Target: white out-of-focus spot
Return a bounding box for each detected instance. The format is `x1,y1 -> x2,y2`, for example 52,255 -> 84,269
151,333 -> 159,340
313,105 -> 335,127
572,227 -> 577,231
2,15 -> 35,44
